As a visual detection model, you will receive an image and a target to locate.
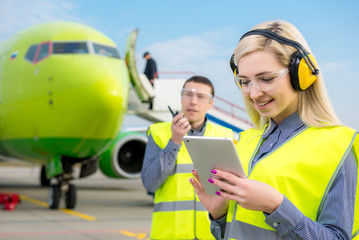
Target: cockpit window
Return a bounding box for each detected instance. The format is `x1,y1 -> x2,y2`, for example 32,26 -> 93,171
25,42 -> 50,63
37,43 -> 50,61
25,45 -> 38,62
53,42 -> 88,54
93,43 -> 120,58
24,41 -> 120,64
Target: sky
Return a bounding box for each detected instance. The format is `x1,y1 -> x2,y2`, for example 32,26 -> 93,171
1,0 -> 359,130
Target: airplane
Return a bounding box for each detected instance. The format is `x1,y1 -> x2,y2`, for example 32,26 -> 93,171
0,21 -> 149,209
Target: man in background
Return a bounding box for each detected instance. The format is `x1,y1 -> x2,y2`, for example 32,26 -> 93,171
141,75 -> 233,239
143,52 -> 158,86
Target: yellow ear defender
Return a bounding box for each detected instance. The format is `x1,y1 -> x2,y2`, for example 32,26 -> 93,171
230,29 -> 319,91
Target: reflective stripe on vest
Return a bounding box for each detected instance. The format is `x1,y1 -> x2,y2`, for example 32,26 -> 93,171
225,126 -> 359,239
150,122 -> 233,240
224,202 -> 281,240
225,221 -> 281,240
154,200 -> 207,212
175,163 -> 194,174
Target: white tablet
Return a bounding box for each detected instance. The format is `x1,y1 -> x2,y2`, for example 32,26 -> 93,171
183,136 -> 246,195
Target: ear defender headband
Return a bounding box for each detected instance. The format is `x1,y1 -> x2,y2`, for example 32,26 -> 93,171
230,29 -> 319,91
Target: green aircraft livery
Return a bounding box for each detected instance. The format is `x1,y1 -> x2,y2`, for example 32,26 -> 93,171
0,21 -> 147,209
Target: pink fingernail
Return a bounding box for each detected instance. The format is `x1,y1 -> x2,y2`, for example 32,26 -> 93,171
211,169 -> 217,174
215,191 -> 221,196
208,179 -> 214,183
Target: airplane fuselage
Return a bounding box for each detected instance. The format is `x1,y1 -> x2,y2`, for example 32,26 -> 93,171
0,22 -> 129,163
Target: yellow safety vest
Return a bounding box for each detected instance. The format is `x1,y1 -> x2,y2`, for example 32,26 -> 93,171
150,122 -> 233,240
225,126 -> 359,240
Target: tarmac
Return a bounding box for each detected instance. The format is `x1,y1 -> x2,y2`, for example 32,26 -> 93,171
0,163 -> 154,240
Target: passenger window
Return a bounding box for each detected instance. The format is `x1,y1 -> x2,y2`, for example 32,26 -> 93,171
37,43 -> 50,62
93,43 -> 120,58
25,45 -> 38,62
53,42 -> 88,54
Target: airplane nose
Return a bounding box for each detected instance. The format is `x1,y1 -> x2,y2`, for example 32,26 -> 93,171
87,74 -> 129,136
57,60 -> 130,141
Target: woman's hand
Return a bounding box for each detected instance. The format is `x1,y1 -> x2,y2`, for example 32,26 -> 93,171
209,169 -> 284,214
190,170 -> 229,220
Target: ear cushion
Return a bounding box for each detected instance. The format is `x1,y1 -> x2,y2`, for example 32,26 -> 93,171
289,52 -> 318,91
229,54 -> 238,75
289,52 -> 301,90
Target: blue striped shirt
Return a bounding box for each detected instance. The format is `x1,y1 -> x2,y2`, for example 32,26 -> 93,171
211,112 -> 357,239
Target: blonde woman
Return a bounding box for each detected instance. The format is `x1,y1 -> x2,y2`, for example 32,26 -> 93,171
190,20 -> 358,239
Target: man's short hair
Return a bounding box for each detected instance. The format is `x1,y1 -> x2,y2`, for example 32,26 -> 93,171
183,75 -> 215,97
143,52 -> 150,58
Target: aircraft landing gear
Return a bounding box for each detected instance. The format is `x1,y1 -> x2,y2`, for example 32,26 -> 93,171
48,182 -> 77,209
45,155 -> 97,210
65,184 -> 76,209
40,165 -> 51,187
48,184 -> 61,209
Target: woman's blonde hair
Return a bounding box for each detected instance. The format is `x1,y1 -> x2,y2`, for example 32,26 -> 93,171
234,20 -> 341,129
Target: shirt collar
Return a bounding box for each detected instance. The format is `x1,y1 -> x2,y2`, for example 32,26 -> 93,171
263,112 -> 305,139
278,112 -> 304,138
262,119 -> 278,139
189,117 -> 207,135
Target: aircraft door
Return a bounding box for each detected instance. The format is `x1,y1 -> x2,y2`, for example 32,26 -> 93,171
125,29 -> 155,103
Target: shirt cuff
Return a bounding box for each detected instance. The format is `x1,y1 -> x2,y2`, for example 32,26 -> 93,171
167,139 -> 181,151
264,196 -> 304,236
210,213 -> 226,240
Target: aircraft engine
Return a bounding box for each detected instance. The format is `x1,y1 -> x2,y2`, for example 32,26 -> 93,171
99,131 -> 147,179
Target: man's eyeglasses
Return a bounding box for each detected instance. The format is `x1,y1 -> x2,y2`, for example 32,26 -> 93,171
181,88 -> 213,103
234,68 -> 289,93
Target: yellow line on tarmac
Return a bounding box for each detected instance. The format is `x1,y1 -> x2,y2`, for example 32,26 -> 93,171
61,209 -> 97,221
20,195 -> 48,208
20,195 -> 97,221
119,230 -> 149,239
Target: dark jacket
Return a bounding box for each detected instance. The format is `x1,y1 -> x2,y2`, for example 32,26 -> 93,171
144,58 -> 158,82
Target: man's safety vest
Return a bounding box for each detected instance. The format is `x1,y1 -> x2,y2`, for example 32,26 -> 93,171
224,126 -> 359,240
149,122 -> 233,240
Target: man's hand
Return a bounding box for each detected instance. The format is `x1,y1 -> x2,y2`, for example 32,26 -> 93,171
171,113 -> 191,144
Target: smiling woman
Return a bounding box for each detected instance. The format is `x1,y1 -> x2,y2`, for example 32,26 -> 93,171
237,50 -> 299,124
190,20 -> 359,240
